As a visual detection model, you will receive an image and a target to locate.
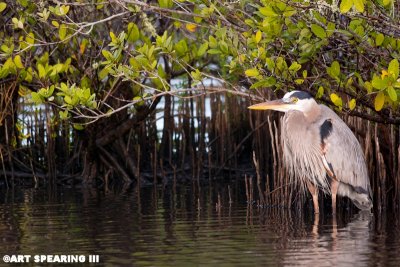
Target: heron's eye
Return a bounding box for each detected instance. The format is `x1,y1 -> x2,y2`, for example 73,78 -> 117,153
291,97 -> 299,103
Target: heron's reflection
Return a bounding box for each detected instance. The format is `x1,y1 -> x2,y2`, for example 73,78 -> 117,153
255,208 -> 373,266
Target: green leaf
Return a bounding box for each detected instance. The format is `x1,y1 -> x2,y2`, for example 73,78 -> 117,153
73,124 -> 84,131
197,42 -> 208,57
265,58 -> 275,71
13,55 -> 24,69
158,0 -> 173,8
353,0 -> 364,12
52,20 -> 59,27
219,41 -> 228,54
387,86 -> 397,101
245,68 -> 259,77
327,61 -> 340,78
311,24 -> 326,39
98,67 -> 110,80
26,32 -> 35,44
349,98 -> 356,110
326,22 -> 335,37
249,77 -> 276,89
37,64 -> 46,78
294,79 -> 304,84
340,0 -> 353,13
289,61 -> 301,72
127,22 -> 140,43
383,0 -> 392,6
255,30 -> 262,44
59,5 -> 70,16
332,61 -> 340,76
388,59 -> 399,79
101,49 -> 113,61
259,6 -> 277,17
0,2 -> 7,13
374,92 -> 385,111
59,24 -> 67,40
316,86 -> 324,98
31,92 -> 43,105
372,75 -> 387,90
175,39 -> 188,56
59,110 -> 69,120
375,33 -> 384,46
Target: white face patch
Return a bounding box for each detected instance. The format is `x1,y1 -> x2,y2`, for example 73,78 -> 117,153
281,91 -> 315,114
283,91 -> 298,99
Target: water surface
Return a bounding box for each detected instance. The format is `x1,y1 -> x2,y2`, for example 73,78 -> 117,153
0,183 -> 399,266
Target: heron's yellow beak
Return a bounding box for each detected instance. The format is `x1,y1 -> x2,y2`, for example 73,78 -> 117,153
248,99 -> 291,111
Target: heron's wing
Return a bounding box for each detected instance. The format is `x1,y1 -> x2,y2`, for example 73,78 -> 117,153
318,105 -> 371,196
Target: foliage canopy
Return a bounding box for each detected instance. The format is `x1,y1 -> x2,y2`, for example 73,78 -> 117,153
1,0 -> 400,127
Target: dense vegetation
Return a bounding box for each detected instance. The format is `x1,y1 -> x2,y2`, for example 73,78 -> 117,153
0,0 -> 399,208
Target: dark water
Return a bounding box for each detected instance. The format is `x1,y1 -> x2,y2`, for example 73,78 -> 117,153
0,182 -> 399,266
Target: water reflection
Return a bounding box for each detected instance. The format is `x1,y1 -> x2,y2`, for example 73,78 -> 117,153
0,184 -> 399,266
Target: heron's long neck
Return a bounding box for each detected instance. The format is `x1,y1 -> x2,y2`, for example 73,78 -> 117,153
303,101 -> 321,122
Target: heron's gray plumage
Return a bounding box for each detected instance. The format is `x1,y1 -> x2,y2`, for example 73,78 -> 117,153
319,105 -> 372,209
280,94 -> 372,210
282,109 -> 330,193
249,90 -> 373,212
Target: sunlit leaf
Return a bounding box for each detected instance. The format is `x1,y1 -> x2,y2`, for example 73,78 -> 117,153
37,64 -> 46,78
383,0 -> 392,6
294,79 -> 304,84
197,42 -> 208,57
31,92 -> 43,105
60,5 -> 70,15
375,33 -> 384,46
381,70 -> 388,79
52,20 -> 59,28
249,77 -> 276,89
255,30 -> 262,44
387,86 -> 397,101
388,59 -> 399,79
259,6 -> 277,17
245,68 -> 259,77
158,0 -> 173,8
289,61 -> 301,72
13,55 -> 24,69
59,24 -> 67,40
127,23 -> 140,43
340,0 -> 353,13
374,92 -> 385,111
26,32 -> 35,44
185,23 -> 197,32
353,0 -> 364,12
349,98 -> 356,110
316,86 -> 324,98
101,49 -> 113,61
326,22 -> 335,37
330,93 -> 343,107
372,75 -> 387,90
0,2 -> 7,13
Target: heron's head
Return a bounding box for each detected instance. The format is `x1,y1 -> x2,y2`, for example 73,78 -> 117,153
248,91 -> 316,113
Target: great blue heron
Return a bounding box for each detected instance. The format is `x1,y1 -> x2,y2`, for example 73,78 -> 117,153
248,91 -> 373,213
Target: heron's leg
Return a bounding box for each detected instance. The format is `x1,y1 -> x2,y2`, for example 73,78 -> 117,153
306,180 -> 319,214
331,179 -> 339,214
